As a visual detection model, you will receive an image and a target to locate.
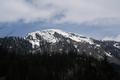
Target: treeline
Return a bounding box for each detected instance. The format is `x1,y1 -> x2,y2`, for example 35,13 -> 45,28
0,37 -> 120,80
0,37 -> 32,55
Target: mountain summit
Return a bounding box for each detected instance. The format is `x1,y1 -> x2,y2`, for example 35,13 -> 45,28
25,29 -> 120,65
25,29 -> 94,47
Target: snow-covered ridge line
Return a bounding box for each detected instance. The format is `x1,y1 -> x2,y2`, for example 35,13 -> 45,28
25,29 -> 120,59
26,29 -> 94,45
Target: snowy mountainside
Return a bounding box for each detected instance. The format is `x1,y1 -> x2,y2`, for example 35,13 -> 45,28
25,29 -> 120,65
25,29 -> 94,47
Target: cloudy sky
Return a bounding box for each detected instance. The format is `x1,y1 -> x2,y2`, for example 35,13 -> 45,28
0,0 -> 120,41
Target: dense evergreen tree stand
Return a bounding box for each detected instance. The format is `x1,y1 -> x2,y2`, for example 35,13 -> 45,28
0,47 -> 119,80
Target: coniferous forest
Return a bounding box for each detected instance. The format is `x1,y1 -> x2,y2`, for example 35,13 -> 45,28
0,37 -> 120,80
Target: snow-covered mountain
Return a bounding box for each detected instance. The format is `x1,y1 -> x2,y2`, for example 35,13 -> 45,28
25,29 -> 94,47
25,29 -> 120,65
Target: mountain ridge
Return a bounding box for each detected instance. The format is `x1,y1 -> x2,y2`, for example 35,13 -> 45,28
25,29 -> 120,65
25,29 -> 94,47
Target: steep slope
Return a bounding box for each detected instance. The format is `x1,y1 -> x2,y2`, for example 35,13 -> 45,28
25,29 -> 105,59
25,29 -> 94,47
25,29 -> 120,65
93,39 -> 120,65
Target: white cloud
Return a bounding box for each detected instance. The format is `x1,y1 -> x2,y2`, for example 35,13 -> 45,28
0,0 -> 120,23
103,35 -> 120,41
0,0 -> 55,22
30,0 -> 120,23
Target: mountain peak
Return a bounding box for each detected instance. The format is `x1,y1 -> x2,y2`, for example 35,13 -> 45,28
24,29 -> 120,64
25,29 -> 94,47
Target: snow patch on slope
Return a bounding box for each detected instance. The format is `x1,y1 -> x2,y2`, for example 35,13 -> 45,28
105,52 -> 112,57
29,40 -> 40,48
114,43 -> 120,49
27,30 -> 59,43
